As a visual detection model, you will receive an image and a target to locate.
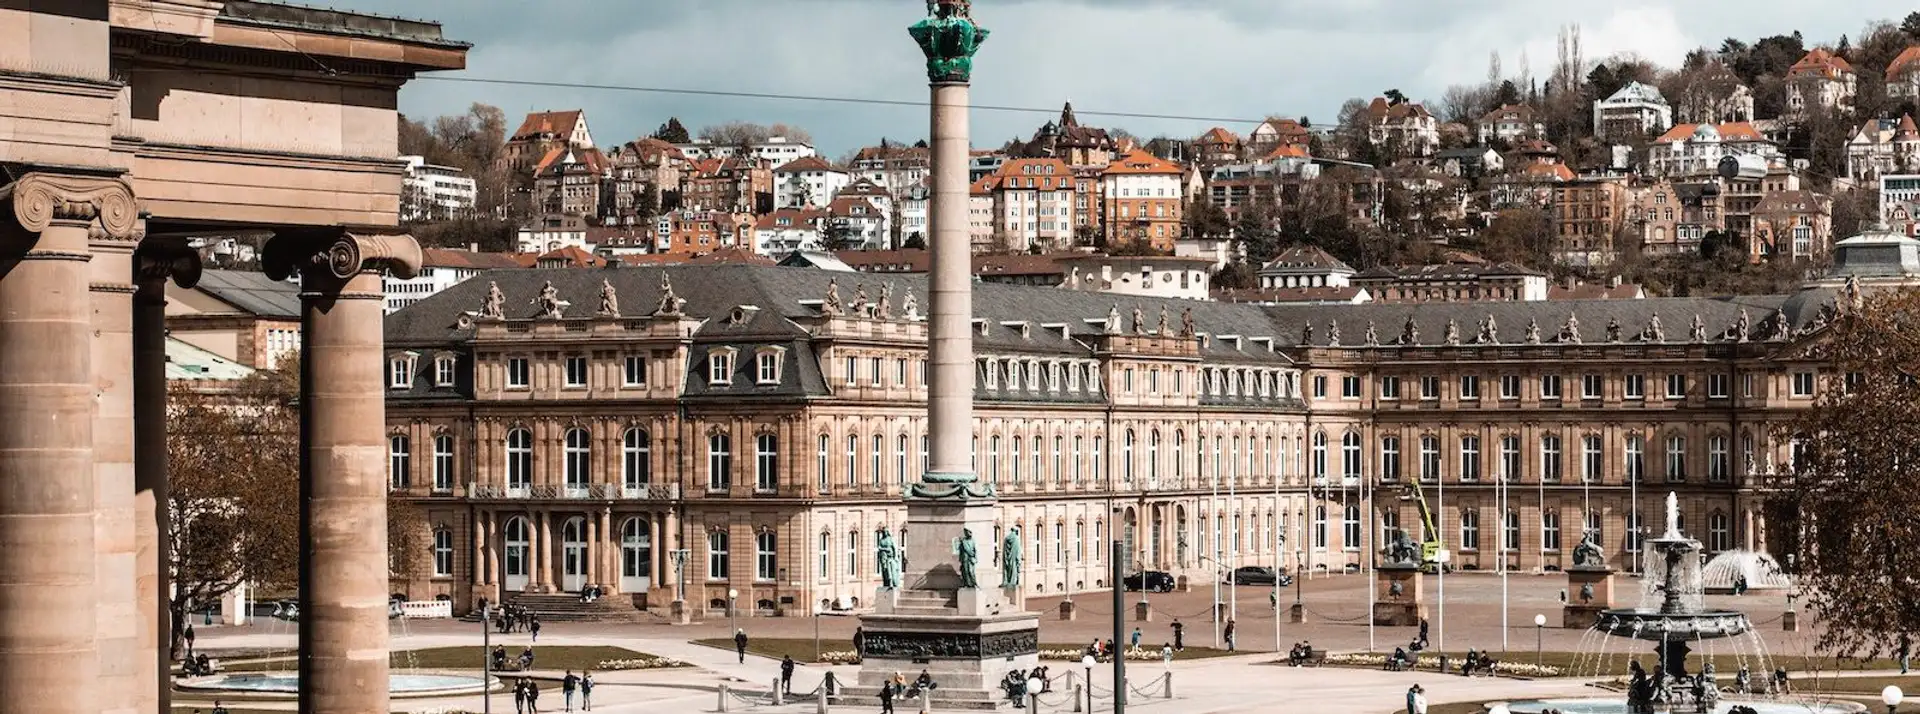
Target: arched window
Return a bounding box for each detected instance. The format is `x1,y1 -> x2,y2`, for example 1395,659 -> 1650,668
708,433 -> 732,491
432,528 -> 453,577
1010,434 -> 1023,483
1341,431 -> 1362,479
389,434 -> 411,489
504,516 -> 530,586
846,434 -> 859,488
707,530 -> 730,580
1031,435 -> 1043,485
1173,430 -> 1186,479
989,435 -> 1002,484
817,434 -> 831,493
756,433 -> 779,492
756,531 -> 777,581
621,517 -> 653,585
817,531 -> 831,581
898,434 -> 911,486
1073,436 -> 1085,485
1311,431 -> 1328,479
564,428 -> 591,493
623,428 -> 651,489
1122,430 -> 1135,484
505,428 -> 532,492
873,434 -> 885,488
1148,430 -> 1160,481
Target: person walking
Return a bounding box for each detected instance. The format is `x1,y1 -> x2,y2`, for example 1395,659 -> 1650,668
879,675 -> 896,714
1417,618 -> 1430,650
513,678 -> 529,714
1171,619 -> 1185,651
530,616 -> 542,643
1900,633 -> 1912,675
1224,619 -> 1237,652
580,671 -> 595,711
562,670 -> 579,712
527,678 -> 542,714
734,628 -> 749,664
1406,683 -> 1428,714
1130,627 -> 1142,650
781,655 -> 796,694
853,626 -> 865,657
184,623 -> 197,657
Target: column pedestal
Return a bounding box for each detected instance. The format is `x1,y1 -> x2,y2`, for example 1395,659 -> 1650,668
1372,564 -> 1427,626
1563,566 -> 1616,629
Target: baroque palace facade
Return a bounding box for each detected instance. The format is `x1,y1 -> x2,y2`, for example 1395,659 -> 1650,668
385,262 -> 1848,616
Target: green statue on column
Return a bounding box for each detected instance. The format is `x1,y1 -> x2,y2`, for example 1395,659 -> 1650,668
910,0 -> 990,83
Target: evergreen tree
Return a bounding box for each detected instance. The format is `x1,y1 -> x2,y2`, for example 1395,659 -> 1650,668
652,117 -> 691,144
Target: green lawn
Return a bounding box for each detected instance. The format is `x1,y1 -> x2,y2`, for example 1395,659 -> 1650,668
223,645 -> 656,673
694,637 -> 1237,664
1323,650 -> 1907,678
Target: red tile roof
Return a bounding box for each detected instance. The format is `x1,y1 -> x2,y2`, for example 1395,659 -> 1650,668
1265,143 -> 1310,160
533,246 -> 606,268
1198,126 -> 1240,144
1787,47 -> 1855,79
619,248 -> 774,267
1893,47 -> 1920,78
511,110 -> 584,142
1652,122 -> 1765,144
773,155 -> 840,174
754,208 -> 828,230
1213,286 -> 1367,304
1101,149 -> 1183,176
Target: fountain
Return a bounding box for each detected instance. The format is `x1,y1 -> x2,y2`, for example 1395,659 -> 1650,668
1504,493 -> 1862,714
178,672 -> 496,699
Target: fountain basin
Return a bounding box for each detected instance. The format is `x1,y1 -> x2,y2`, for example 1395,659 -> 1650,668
1593,610 -> 1753,642
178,672 -> 496,699
1503,698 -> 1864,714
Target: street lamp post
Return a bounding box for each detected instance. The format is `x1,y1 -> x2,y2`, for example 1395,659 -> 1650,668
480,601 -> 492,714
1885,685 -> 1904,714
729,588 -> 740,638
1533,613 -> 1547,666
1081,654 -> 1096,714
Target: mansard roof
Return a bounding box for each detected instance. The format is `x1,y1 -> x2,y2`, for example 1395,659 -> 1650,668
386,264 -> 1842,358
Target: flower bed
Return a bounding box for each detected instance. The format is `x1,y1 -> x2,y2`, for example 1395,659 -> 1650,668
596,657 -> 689,670
1320,652 -> 1561,678
1037,648 -> 1167,662
817,651 -> 861,665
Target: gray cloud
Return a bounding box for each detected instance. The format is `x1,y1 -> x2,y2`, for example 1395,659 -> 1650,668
337,0 -> 1919,155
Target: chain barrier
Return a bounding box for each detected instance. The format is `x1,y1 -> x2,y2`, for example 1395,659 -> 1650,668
725,687 -> 775,707
1127,673 -> 1171,699
1305,606 -> 1371,623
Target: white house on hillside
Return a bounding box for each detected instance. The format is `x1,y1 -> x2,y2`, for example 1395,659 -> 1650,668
1593,82 -> 1673,141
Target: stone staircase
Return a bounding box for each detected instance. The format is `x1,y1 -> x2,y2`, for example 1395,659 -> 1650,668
886,589 -> 959,615
499,593 -> 656,623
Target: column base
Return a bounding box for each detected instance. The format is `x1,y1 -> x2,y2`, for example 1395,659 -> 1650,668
1134,601 -> 1152,622
1057,601 -> 1075,621
671,599 -> 691,625
1288,603 -> 1306,623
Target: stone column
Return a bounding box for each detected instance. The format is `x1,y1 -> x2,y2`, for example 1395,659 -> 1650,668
926,78 -> 973,481
133,238 -> 200,714
600,508 -> 616,594
92,211 -> 141,714
0,173 -> 135,714
265,229 -> 422,714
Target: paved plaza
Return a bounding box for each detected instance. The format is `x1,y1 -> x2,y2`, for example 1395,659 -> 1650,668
177,574 -> 1851,713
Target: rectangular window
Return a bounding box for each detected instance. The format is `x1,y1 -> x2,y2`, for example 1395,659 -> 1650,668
1311,375 -> 1327,398
1708,435 -> 1729,482
1581,374 -> 1603,400
433,530 -> 453,577
1499,435 -> 1520,482
1543,511 -> 1562,551
896,358 -> 908,386
818,532 -> 830,581
432,435 -> 455,492
1541,435 -> 1563,483
389,358 -> 412,389
1743,373 -> 1757,398
709,352 -> 734,386
707,532 -> 730,581
1341,375 -> 1361,399
756,532 -> 776,581
564,356 -> 588,388
847,531 -> 860,577
506,357 -> 530,389
1666,374 -> 1686,400
1540,374 -> 1562,400
624,355 -> 647,387
870,356 -> 884,386
756,434 -> 778,492
1666,435 -> 1687,481
1626,435 -> 1645,483
757,352 -> 780,384
1499,375 -> 1520,400
1460,510 -> 1480,551
845,357 -> 857,386
1624,374 -> 1645,400
1791,371 -> 1815,397
1419,437 -> 1440,482
435,358 -> 456,387
1459,375 -> 1480,401
1380,437 -> 1401,481
1379,376 -> 1401,400
1419,376 -> 1440,400
1460,436 -> 1481,482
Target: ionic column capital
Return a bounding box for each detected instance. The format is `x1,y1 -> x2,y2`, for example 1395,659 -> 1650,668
134,237 -> 204,291
263,228 -> 423,287
0,171 -> 139,239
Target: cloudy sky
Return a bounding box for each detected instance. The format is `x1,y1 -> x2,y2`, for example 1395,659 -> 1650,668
343,0 -> 1917,155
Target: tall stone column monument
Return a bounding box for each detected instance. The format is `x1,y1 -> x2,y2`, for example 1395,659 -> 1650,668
848,2 -> 1038,708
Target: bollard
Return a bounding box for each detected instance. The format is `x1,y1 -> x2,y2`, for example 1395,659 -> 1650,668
1164,672 -> 1174,699
816,687 -> 828,714
1074,683 -> 1084,712
920,690 -> 932,714
773,677 -> 784,706
718,684 -> 730,712
1782,611 -> 1799,632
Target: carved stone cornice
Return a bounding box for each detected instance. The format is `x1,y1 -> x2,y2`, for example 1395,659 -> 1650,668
0,172 -> 139,240
263,228 -> 423,287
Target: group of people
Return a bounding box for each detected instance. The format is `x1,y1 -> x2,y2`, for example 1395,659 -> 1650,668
496,606 -> 542,640
492,644 -> 537,672
577,585 -> 606,603
876,670 -> 937,714
509,671 -> 595,713
1285,641 -> 1318,666
998,668 -> 1046,706
1457,649 -> 1498,677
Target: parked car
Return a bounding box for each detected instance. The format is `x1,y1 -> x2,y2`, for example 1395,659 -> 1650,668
1122,570 -> 1176,593
271,600 -> 300,621
1227,566 -> 1292,586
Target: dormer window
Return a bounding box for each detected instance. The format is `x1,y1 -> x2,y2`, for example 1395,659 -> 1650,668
389,354 -> 415,389
709,348 -> 737,386
1006,359 -> 1021,391
434,356 -> 456,387
755,347 -> 785,385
